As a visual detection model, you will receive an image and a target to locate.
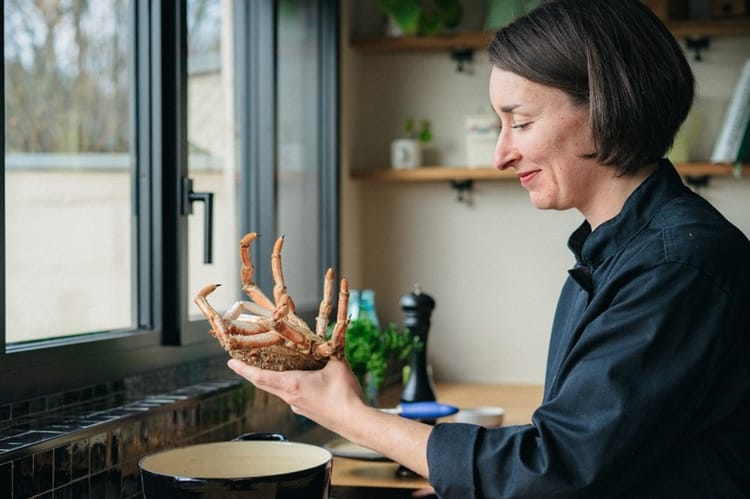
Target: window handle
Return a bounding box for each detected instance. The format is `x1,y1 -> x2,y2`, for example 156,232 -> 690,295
181,177 -> 214,264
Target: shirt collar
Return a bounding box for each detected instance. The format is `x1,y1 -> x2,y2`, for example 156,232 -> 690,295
567,159 -> 688,270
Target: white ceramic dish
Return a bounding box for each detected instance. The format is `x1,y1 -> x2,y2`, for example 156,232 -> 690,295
324,438 -> 390,462
454,406 -> 506,427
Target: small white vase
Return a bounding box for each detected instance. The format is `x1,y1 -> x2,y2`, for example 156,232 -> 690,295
391,138 -> 422,169
386,15 -> 405,37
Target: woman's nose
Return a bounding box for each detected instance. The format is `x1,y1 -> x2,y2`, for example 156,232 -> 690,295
493,128 -> 519,171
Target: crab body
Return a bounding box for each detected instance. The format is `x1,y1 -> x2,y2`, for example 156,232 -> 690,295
194,233 -> 349,371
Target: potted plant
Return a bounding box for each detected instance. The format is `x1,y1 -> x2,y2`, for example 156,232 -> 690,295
378,0 -> 463,37
344,317 -> 421,406
391,117 -> 432,169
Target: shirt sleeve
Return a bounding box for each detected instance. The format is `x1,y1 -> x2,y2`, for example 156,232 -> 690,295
427,261 -> 747,498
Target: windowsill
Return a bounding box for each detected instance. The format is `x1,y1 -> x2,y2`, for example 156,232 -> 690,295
0,377 -> 241,462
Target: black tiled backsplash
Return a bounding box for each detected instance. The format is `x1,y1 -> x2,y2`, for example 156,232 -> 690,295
0,356 -> 308,499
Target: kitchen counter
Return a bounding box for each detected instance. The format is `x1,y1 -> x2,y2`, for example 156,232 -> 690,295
331,381 -> 543,489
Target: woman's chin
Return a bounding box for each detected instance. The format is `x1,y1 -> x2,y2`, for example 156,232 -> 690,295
528,192 -> 557,211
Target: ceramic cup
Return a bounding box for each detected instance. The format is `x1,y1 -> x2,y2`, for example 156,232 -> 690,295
454,406 -> 505,427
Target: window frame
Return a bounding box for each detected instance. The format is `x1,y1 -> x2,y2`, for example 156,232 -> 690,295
0,0 -> 339,405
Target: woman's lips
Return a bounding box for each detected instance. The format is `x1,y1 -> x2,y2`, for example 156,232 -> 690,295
518,169 -> 540,186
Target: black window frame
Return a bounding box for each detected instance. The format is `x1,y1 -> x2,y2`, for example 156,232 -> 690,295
0,0 -> 339,405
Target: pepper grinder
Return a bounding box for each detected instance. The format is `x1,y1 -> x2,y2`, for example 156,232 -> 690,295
395,285 -> 437,479
400,285 -> 436,403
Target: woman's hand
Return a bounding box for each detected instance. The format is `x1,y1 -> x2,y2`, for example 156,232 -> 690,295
227,356 -> 365,433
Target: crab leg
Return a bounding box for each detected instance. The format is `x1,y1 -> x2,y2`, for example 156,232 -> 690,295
226,314 -> 321,353
332,278 -> 350,350
315,268 -> 335,337
240,232 -> 275,310
225,331 -> 285,350
268,294 -> 311,345
224,301 -> 273,320
274,321 -> 314,348
241,233 -> 303,330
194,283 -> 232,347
316,278 -> 349,357
271,235 -> 294,311
270,235 -> 313,334
223,313 -> 297,349
224,312 -> 308,350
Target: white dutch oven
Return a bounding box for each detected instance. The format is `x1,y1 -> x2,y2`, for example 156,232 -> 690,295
139,433 -> 332,499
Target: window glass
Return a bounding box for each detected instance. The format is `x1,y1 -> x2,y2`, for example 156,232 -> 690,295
4,0 -> 133,343
186,0 -> 240,319
277,0 -> 322,309
1,0 -> 336,394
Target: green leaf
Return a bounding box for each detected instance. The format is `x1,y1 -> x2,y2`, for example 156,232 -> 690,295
418,9 -> 443,36
342,317 -> 419,391
378,0 -> 421,35
435,0 -> 463,28
378,0 -> 463,37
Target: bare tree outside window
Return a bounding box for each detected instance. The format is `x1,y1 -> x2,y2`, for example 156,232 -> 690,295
5,0 -> 130,154
4,0 -> 133,343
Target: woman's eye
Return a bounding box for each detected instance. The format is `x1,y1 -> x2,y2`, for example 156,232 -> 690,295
511,122 -> 531,130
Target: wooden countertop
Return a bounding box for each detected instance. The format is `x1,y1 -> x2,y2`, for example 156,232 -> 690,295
331,382 -> 543,489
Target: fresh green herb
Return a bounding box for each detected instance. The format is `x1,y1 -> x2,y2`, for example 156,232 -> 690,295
342,318 -> 421,391
378,0 -> 463,36
404,117 -> 432,143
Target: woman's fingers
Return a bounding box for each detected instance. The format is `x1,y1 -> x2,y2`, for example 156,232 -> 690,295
227,358 -> 259,379
227,358 -> 299,397
226,356 -> 365,428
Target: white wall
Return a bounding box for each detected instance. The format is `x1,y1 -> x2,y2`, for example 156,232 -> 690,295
339,1 -> 750,385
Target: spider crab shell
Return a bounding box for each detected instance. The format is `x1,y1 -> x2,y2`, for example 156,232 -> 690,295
228,341 -> 328,371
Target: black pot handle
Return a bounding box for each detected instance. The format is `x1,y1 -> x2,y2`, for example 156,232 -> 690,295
174,476 -> 208,491
233,432 -> 288,442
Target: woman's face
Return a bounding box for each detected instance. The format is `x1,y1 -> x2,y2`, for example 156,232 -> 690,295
490,67 -> 608,214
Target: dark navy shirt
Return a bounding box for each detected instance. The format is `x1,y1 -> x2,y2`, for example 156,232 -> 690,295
427,161 -> 750,498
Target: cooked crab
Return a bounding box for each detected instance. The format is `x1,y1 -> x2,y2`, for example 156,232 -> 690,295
194,232 -> 349,371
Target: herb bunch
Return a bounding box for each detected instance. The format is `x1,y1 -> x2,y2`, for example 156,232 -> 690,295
343,317 -> 420,390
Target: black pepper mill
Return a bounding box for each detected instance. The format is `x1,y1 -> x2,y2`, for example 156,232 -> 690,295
400,285 -> 436,403
395,285 -> 437,479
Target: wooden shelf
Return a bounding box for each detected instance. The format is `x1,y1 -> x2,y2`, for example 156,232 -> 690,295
351,31 -> 492,52
668,17 -> 750,37
676,162 -> 747,177
350,18 -> 750,53
351,163 -> 748,182
349,17 -> 749,184
352,166 -> 512,181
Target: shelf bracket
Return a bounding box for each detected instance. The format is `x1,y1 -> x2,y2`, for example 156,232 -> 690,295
450,48 -> 474,73
684,36 -> 710,61
685,175 -> 710,189
450,179 -> 474,203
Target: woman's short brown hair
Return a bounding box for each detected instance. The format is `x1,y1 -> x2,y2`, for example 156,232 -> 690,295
489,0 -> 694,176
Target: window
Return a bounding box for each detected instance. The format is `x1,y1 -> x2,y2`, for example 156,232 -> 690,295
1,0 -> 339,404
277,0 -> 339,312
4,0 -> 134,343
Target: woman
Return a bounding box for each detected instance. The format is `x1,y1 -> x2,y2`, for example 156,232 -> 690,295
229,1 -> 750,497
